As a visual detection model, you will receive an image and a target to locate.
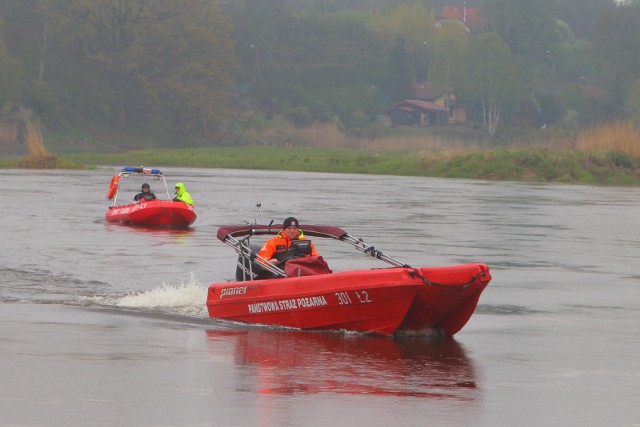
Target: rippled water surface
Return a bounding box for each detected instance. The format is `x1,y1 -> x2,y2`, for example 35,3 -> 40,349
1,167 -> 639,426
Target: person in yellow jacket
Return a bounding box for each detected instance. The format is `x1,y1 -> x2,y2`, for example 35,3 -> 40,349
172,182 -> 194,205
258,217 -> 319,266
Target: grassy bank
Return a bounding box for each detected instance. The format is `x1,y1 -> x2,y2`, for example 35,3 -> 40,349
4,119 -> 640,186
64,145 -> 640,186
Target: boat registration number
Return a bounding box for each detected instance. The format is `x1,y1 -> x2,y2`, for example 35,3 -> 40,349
335,291 -> 372,305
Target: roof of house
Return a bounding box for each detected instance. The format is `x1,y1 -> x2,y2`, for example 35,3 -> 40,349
580,84 -> 605,101
436,6 -> 486,34
412,81 -> 448,101
383,99 -> 449,113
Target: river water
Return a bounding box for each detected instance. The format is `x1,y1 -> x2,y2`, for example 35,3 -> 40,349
1,167 -> 639,427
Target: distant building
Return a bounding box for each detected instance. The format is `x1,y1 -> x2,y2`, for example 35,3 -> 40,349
383,99 -> 449,127
435,5 -> 486,36
382,81 -> 466,127
579,83 -> 605,102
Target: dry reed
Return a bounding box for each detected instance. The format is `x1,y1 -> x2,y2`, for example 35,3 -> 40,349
574,121 -> 640,157
251,122 -> 348,148
252,122 -> 478,152
19,117 -> 60,168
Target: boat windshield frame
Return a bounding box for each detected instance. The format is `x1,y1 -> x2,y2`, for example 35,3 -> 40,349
110,167 -> 171,206
217,224 -> 348,242
218,223 -> 409,273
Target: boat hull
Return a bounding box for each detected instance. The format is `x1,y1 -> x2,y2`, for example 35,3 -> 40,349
105,200 -> 196,227
207,268 -> 423,336
397,263 -> 491,335
206,263 -> 491,336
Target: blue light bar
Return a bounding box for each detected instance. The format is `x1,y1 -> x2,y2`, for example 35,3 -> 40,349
121,167 -> 162,175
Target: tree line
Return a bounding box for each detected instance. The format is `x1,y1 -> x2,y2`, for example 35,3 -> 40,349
1,0 -> 236,140
1,0 -> 639,144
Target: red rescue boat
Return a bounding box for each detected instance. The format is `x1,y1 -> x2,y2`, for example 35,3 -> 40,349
105,167 -> 196,227
206,223 -> 491,336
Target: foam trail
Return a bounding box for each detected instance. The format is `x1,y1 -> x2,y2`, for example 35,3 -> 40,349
115,272 -> 209,317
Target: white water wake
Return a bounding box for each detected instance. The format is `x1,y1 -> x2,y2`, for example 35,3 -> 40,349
91,272 -> 210,317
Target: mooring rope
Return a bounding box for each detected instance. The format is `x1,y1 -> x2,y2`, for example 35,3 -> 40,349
408,269 -> 481,290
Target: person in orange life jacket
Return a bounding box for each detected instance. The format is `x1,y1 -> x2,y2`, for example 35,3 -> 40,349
133,183 -> 157,202
258,217 -> 319,266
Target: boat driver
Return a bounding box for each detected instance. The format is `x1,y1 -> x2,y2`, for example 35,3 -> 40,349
134,183 -> 157,202
258,217 -> 319,266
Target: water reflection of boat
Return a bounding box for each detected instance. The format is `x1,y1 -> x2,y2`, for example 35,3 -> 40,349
105,167 -> 196,227
106,223 -> 196,236
205,330 -> 477,399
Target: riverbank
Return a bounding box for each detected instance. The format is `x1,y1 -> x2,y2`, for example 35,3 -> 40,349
59,145 -> 640,186
2,120 -> 639,186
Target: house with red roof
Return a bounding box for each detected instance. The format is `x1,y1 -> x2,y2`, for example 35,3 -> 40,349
435,5 -> 486,36
383,99 -> 449,127
382,5 -> 484,126
383,81 -> 466,127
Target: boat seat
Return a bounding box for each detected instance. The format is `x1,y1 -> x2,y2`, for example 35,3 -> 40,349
285,256 -> 332,277
235,245 -> 332,281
